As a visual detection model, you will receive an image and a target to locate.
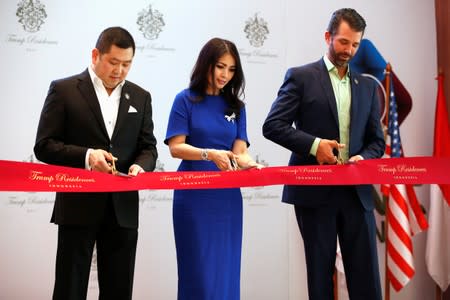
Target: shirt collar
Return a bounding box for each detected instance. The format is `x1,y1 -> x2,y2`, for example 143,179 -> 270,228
323,55 -> 350,79
88,65 -> 125,90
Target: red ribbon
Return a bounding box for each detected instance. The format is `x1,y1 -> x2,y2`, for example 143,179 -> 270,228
2,157 -> 449,192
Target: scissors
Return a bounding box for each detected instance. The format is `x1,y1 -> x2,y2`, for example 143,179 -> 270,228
110,155 -> 118,175
109,155 -> 133,177
336,148 -> 345,165
230,157 -> 238,170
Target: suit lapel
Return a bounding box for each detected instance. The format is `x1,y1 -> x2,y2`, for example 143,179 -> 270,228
349,73 -> 360,151
111,83 -> 131,142
77,70 -> 109,140
318,60 -> 339,127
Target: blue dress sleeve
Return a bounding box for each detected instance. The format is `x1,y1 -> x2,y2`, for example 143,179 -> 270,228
236,106 -> 250,147
164,90 -> 190,145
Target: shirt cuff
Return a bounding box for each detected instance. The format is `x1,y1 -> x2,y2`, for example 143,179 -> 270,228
85,148 -> 92,170
310,138 -> 321,156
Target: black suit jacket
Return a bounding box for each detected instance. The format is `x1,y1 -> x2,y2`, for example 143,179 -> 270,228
263,59 -> 385,210
34,69 -> 158,228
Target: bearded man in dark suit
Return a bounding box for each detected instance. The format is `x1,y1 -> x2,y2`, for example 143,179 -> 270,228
34,26 -> 158,300
263,9 -> 384,300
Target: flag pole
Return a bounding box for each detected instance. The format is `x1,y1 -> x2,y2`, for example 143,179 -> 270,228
384,63 -> 392,300
435,284 -> 442,300
384,63 -> 391,139
434,68 -> 445,300
333,270 -> 338,300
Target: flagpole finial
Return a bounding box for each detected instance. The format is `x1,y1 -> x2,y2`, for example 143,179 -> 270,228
385,62 -> 392,74
383,63 -> 393,129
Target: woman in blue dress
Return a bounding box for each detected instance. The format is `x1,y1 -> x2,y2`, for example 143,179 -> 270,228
165,38 -> 262,300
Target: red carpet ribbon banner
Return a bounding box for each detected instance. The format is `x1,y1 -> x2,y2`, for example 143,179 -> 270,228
1,157 -> 449,192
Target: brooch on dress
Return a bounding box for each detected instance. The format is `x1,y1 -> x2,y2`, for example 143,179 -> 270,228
224,112 -> 236,123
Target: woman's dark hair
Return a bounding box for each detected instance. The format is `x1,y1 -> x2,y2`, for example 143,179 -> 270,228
327,8 -> 366,37
95,26 -> 136,55
189,38 -> 245,118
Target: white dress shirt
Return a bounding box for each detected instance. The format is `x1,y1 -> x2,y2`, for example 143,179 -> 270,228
85,66 -> 125,169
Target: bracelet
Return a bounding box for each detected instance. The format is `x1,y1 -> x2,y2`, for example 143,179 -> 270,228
200,148 -> 209,161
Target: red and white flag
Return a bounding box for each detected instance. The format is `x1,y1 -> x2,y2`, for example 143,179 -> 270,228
382,74 -> 429,291
384,183 -> 428,291
425,73 -> 450,291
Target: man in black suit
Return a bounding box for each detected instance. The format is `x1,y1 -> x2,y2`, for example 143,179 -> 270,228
34,27 -> 158,300
263,9 -> 384,300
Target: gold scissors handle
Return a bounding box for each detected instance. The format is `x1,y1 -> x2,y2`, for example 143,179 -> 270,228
336,148 -> 345,165
109,154 -> 118,175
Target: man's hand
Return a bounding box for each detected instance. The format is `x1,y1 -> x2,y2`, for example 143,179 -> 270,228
128,164 -> 144,176
348,155 -> 364,164
316,139 -> 345,165
89,149 -> 115,173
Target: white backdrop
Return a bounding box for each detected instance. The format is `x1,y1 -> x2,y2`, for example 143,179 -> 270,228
0,1 -> 438,299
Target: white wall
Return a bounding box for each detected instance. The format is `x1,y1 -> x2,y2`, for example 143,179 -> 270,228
0,0 -> 437,299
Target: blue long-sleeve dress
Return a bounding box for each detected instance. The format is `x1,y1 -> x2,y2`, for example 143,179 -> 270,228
165,89 -> 248,300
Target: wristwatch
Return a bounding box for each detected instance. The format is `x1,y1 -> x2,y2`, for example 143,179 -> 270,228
201,148 -> 209,161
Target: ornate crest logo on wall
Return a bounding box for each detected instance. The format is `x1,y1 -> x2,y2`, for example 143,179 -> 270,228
241,153 -> 278,207
244,13 -> 269,48
135,4 -> 175,57
137,4 -> 165,40
16,0 -> 47,33
254,154 -> 269,168
6,0 -> 57,49
249,154 -> 269,191
240,13 -> 278,64
154,159 -> 166,172
138,159 -> 172,211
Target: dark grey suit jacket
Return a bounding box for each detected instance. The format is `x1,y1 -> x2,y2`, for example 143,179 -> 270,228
263,59 -> 385,210
34,69 -> 158,228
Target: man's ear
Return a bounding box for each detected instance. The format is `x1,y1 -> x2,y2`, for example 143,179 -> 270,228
325,31 -> 331,45
91,48 -> 99,65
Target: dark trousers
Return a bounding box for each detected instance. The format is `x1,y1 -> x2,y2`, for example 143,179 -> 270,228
294,187 -> 381,300
52,200 -> 138,300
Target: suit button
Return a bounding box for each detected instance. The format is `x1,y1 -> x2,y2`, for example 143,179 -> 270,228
109,144 -> 113,150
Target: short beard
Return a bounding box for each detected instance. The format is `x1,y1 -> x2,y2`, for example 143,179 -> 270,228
329,46 -> 350,68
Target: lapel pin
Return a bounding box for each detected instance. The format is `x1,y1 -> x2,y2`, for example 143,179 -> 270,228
354,78 -> 359,84
125,93 -> 130,100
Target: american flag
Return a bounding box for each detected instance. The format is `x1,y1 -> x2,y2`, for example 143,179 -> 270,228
382,73 -> 429,291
